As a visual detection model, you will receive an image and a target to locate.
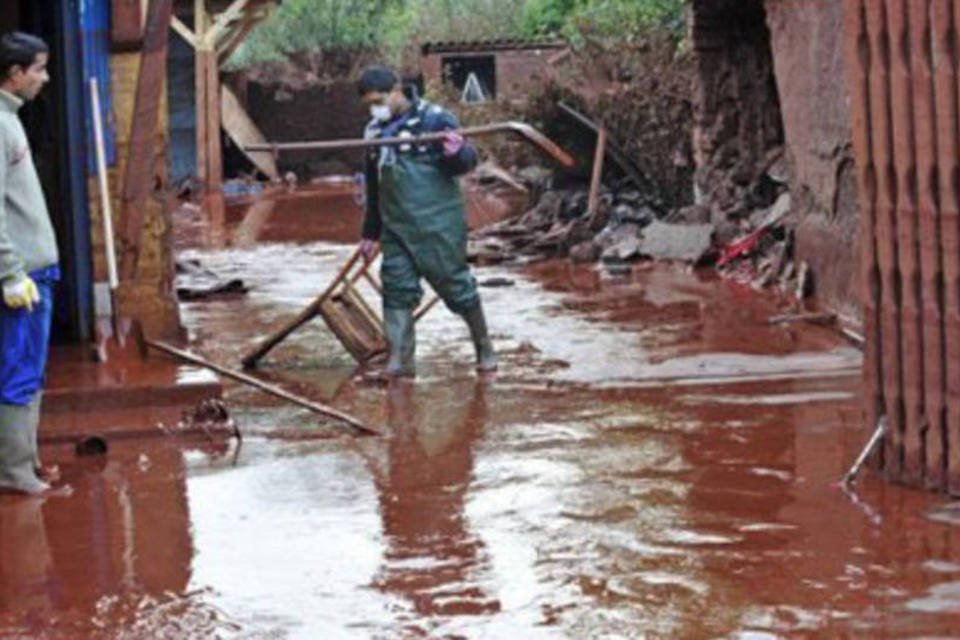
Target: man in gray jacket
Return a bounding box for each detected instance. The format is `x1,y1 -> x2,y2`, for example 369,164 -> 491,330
0,32 -> 59,494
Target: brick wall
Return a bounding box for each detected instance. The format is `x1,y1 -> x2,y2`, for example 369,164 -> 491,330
422,47 -> 561,103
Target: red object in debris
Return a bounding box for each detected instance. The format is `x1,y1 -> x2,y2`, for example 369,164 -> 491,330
716,226 -> 768,267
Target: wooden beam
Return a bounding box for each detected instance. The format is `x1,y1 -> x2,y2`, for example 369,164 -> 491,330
203,0 -> 252,50
170,16 -> 197,48
217,11 -> 268,63
215,16 -> 251,56
195,0 -> 209,188
204,48 -> 223,191
221,84 -> 279,180
586,127 -> 607,226
119,0 -> 174,281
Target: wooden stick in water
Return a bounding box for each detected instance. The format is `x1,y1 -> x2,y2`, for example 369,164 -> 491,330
147,340 -> 380,436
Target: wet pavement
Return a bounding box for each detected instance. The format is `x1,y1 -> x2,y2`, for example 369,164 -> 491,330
5,187 -> 960,638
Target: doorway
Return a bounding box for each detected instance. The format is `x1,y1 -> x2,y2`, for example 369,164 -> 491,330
0,1 -> 94,343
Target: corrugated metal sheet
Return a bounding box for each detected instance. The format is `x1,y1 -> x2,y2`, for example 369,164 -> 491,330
80,0 -> 116,171
843,0 -> 960,493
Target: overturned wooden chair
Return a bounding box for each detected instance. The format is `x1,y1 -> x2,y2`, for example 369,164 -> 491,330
241,246 -> 440,369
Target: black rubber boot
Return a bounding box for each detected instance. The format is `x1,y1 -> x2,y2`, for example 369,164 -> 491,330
0,401 -> 49,495
460,301 -> 498,372
384,307 -> 416,378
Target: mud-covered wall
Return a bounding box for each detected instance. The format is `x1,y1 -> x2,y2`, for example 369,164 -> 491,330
689,0 -> 784,217
689,0 -> 858,318
244,81 -> 369,176
765,0 -> 858,320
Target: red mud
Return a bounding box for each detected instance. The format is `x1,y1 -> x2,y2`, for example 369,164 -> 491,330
7,185 -> 960,637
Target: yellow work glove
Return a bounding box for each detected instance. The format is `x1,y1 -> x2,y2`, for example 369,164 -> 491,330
3,276 -> 40,312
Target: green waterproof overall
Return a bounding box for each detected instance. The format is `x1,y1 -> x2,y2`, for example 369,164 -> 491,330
362,100 -> 479,314
379,156 -> 478,313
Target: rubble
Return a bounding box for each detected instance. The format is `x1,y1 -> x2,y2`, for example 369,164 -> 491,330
465,159 -> 813,306
637,220 -> 713,264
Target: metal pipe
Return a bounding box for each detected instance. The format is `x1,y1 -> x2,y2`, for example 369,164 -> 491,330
244,121 -> 576,168
841,417 -> 886,486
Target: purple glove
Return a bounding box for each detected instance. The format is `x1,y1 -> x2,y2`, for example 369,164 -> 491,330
359,238 -> 378,262
442,131 -> 464,157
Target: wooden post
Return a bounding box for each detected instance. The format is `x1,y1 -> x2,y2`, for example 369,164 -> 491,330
119,0 -> 174,280
586,128 -> 607,226
195,0 -> 209,189
204,48 -> 223,192
194,0 -> 224,194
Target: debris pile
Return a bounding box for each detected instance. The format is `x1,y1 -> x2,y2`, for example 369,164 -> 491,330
469,142 -> 814,301
469,177 -> 666,265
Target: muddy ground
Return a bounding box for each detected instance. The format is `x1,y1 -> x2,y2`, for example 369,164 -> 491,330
2,187 -> 960,638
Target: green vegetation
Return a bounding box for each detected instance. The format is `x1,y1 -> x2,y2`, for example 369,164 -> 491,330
226,0 -> 685,69
521,0 -> 684,39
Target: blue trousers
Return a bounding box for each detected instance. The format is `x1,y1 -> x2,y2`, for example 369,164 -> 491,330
0,266 -> 58,406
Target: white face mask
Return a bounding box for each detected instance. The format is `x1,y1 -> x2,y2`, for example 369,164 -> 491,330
370,105 -> 392,122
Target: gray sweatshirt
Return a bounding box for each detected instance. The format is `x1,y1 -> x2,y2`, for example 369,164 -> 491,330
0,89 -> 58,286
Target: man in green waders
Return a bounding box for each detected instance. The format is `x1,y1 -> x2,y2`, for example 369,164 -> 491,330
357,65 -> 496,379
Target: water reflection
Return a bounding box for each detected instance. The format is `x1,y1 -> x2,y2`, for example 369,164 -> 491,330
0,444 -> 196,636
369,380 -> 500,624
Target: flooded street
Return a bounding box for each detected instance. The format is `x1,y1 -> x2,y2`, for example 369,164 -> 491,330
4,187 -> 960,638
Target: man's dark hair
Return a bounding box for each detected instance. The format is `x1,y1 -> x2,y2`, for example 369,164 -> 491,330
0,32 -> 48,79
358,65 -> 399,96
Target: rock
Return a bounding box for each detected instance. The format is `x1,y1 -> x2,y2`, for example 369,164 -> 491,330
601,236 -> 642,262
570,240 -> 601,263
595,222 -> 642,249
763,147 -> 789,184
638,220 -> 715,263
611,203 -> 656,227
520,191 -> 565,229
765,191 -> 792,226
669,204 -> 711,224
563,217 -> 594,249
615,189 -> 643,206
560,191 -> 589,221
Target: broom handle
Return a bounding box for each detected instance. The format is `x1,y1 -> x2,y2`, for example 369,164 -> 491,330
90,77 -> 119,290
